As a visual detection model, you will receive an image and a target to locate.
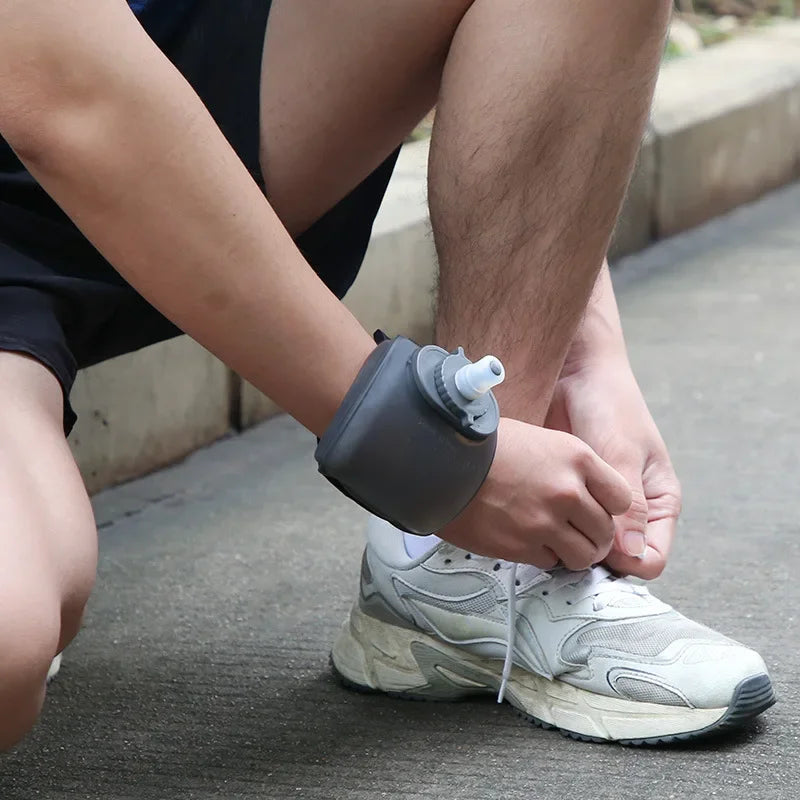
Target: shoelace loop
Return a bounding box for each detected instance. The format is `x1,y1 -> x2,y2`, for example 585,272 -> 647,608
494,563 -> 650,703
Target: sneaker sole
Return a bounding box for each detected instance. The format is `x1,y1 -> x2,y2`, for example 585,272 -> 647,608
330,606 -> 775,746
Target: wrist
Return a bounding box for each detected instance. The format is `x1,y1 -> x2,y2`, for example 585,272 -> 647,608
561,325 -> 629,379
562,261 -> 628,378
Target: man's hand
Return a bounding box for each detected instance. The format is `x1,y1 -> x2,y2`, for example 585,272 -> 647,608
439,418 -> 632,569
545,360 -> 681,579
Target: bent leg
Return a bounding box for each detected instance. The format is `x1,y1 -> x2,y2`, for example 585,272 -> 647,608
260,0 -> 669,425
0,353 -> 97,750
432,0 -> 672,423
260,0 -> 474,236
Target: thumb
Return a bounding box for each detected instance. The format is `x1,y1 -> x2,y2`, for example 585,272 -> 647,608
614,464 -> 649,559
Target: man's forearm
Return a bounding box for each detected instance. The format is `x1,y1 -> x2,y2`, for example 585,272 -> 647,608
561,260 -> 629,376
0,1 -> 373,436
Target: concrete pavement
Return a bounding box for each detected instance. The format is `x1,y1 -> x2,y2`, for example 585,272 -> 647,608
2,184 -> 800,799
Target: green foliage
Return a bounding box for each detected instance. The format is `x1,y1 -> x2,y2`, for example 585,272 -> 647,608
674,0 -> 795,17
664,39 -> 685,60
695,21 -> 734,44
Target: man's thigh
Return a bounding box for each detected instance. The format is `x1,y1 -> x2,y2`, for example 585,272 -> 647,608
0,352 -> 97,650
259,0 -> 473,237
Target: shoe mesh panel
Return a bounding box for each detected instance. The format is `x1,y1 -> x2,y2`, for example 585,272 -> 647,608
613,676 -> 689,707
563,611 -> 730,665
405,591 -> 498,617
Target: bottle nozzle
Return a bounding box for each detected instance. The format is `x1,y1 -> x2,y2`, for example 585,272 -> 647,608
454,355 -> 506,401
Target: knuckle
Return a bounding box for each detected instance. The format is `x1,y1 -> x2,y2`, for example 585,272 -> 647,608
629,488 -> 648,513
562,551 -> 594,571
505,540 -> 531,563
570,442 -> 594,469
594,539 -> 613,562
594,519 -> 616,546
534,548 -> 560,570
641,558 -> 667,580
650,564 -> 666,580
634,565 -> 663,581
668,485 -> 683,515
552,481 -> 583,508
575,514 -> 615,549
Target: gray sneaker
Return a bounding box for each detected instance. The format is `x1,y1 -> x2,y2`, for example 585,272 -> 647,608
331,517 -> 775,745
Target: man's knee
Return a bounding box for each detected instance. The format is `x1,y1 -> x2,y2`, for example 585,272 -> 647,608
0,580 -> 62,751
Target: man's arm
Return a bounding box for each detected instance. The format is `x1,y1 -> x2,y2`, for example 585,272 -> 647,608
547,261 -> 682,578
559,262 -> 628,375
0,0 -> 374,436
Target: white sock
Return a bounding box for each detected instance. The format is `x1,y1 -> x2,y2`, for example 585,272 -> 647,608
403,532 -> 442,560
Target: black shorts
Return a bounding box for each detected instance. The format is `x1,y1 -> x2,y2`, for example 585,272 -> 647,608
0,0 -> 399,434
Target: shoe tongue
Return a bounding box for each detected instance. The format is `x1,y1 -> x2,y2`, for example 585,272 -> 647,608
550,564 -> 609,584
514,562 -> 543,582
550,565 -> 654,607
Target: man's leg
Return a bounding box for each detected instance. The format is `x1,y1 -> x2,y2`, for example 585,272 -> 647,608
0,353 -> 97,750
432,1 -> 671,422
261,3 -> 775,742
261,0 -> 669,413
429,0 -> 672,560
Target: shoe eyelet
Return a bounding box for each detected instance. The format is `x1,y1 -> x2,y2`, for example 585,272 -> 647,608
444,558 -> 452,564
493,563 -> 501,571
465,554 -> 472,560
566,600 -> 572,605
542,590 -> 549,596
515,580 -> 521,586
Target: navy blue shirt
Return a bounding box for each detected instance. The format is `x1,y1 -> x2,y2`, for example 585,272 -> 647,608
128,0 -> 198,43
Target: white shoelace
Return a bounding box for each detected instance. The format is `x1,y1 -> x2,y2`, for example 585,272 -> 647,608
497,561 -> 518,703
494,563 -> 650,703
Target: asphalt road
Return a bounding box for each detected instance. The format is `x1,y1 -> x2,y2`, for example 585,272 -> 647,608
2,184 -> 799,799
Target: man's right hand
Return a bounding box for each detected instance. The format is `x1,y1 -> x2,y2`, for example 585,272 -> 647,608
439,418 -> 632,569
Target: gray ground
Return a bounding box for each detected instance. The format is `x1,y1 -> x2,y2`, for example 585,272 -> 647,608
3,184 -> 800,799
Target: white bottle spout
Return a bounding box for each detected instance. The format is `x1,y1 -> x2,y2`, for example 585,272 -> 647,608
454,355 -> 506,401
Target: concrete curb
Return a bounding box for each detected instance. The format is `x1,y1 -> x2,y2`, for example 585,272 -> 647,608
70,21 -> 800,491
70,338 -> 232,495
652,23 -> 800,237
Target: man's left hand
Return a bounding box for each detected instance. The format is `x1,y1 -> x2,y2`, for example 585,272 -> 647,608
545,359 -> 681,579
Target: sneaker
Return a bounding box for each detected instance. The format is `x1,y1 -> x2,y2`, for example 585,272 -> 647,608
331,517 -> 775,745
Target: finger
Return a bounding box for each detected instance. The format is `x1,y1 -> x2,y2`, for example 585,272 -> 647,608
555,526 -> 601,572
605,516 -> 677,580
583,452 -> 633,517
609,455 -> 680,576
599,452 -> 648,559
566,489 -> 615,555
631,516 -> 676,579
614,483 -> 649,559
643,515 -> 677,565
526,545 -> 560,571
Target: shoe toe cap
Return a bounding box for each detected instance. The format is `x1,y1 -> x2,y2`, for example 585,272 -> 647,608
671,642 -> 770,709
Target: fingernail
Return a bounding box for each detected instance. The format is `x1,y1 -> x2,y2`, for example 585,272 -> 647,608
623,532 -> 647,559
